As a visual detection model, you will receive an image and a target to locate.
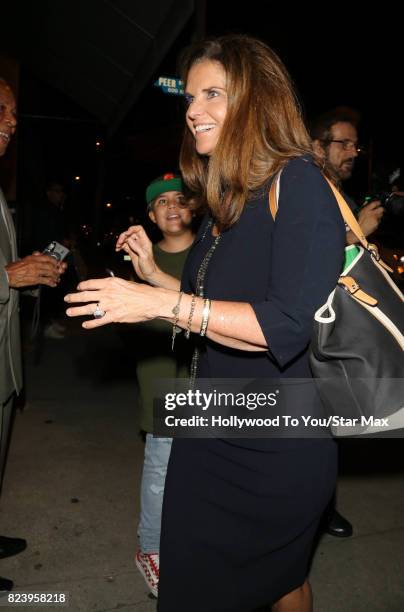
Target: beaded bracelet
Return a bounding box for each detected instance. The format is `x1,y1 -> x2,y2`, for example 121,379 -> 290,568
199,298 -> 211,337
185,294 -> 196,339
171,291 -> 184,350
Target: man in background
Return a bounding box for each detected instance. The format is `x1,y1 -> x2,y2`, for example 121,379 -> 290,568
310,107 -> 384,538
311,107 -> 384,243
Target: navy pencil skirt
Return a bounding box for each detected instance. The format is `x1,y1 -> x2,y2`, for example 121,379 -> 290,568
158,436 -> 337,612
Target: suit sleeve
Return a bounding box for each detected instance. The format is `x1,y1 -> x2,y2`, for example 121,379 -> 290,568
251,158 -> 346,368
0,255 -> 10,304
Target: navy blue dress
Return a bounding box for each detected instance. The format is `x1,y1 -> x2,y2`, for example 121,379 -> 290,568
158,157 -> 346,611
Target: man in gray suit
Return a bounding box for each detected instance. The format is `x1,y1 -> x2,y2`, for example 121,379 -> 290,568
0,77 -> 64,591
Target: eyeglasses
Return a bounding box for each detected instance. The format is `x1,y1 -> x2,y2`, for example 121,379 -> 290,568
324,139 -> 363,153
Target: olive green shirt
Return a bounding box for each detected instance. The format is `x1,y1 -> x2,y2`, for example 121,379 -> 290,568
135,243 -> 193,432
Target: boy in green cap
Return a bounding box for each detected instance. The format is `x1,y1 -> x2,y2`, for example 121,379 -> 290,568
128,174 -> 195,597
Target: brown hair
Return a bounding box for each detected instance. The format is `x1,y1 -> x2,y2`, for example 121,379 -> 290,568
179,35 -> 314,229
309,106 -> 361,143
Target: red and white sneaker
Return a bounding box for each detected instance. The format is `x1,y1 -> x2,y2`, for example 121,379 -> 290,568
135,550 -> 159,597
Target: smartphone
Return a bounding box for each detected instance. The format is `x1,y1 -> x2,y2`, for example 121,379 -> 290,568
43,240 -> 70,262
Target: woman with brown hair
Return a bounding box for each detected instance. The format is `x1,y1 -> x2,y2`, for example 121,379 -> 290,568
65,35 -> 345,611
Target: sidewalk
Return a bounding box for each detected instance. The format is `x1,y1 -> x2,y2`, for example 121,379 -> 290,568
0,323 -> 403,611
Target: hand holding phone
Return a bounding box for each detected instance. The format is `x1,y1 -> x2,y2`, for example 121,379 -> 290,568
43,240 -> 70,262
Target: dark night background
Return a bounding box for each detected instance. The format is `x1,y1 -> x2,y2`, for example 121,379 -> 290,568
1,2 -> 403,274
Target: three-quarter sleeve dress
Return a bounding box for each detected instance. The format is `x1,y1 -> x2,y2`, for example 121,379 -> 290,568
158,157 -> 346,611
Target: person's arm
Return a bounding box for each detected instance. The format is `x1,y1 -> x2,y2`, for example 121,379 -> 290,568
65,278 -> 266,350
346,200 -> 384,245
250,159 -> 346,367
145,270 -> 180,291
159,294 -> 267,350
65,161 -> 345,363
6,253 -> 64,288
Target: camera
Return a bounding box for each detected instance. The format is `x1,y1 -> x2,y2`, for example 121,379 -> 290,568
365,166 -> 404,217
364,192 -> 404,217
42,240 -> 70,262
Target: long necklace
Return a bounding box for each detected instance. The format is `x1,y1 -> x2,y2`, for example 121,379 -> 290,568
190,219 -> 221,385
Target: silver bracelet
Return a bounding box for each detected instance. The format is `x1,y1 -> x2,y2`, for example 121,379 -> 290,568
171,291 -> 184,350
199,298 -> 211,337
185,294 -> 196,339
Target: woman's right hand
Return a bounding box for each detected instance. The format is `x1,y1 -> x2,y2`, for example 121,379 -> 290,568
116,225 -> 158,283
65,277 -> 170,328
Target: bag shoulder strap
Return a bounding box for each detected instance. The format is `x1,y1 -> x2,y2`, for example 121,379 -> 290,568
268,167 -> 392,271
321,175 -> 368,248
268,169 -> 366,244
268,171 -> 281,221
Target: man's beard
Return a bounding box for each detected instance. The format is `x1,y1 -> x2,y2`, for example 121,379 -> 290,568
338,158 -> 355,181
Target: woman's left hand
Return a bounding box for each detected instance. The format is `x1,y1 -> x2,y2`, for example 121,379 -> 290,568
64,277 -> 160,329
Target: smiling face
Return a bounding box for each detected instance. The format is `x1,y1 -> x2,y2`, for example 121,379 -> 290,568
185,60 -> 228,157
149,190 -> 193,236
0,81 -> 17,157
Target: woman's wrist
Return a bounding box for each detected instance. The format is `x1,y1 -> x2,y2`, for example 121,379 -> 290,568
154,290 -> 202,327
143,265 -> 162,286
150,288 -> 183,320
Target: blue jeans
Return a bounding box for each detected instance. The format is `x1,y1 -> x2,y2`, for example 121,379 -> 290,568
138,434 -> 172,553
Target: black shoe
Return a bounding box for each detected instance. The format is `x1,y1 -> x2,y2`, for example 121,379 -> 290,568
0,536 -> 27,559
326,510 -> 353,538
0,576 -> 13,592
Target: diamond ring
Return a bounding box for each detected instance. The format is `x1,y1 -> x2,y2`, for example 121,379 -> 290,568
93,303 -> 106,319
